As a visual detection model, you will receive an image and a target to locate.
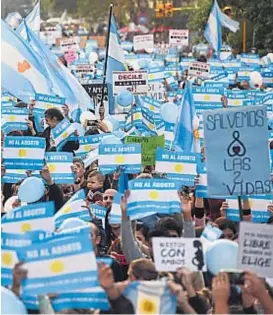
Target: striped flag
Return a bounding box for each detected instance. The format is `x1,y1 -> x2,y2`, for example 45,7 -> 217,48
46,152 -> 74,184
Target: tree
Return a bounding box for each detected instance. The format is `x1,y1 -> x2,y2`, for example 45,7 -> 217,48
76,0 -> 112,24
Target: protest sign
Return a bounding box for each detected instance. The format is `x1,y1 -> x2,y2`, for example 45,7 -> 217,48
64,50 -> 78,65
2,201 -> 55,234
152,237 -> 206,272
82,83 -> 108,118
203,106 -> 271,196
60,38 -> 78,53
51,118 -> 76,149
147,82 -> 166,101
17,234 -> 99,295
125,135 -> 165,165
237,222 -> 273,278
112,71 -> 148,95
127,179 -> 180,220
34,93 -> 65,114
1,107 -> 28,133
133,34 -> 154,52
169,29 -> 189,46
75,134 -> 106,158
3,137 -> 46,170
45,152 -> 74,184
188,62 -> 210,79
98,144 -> 142,174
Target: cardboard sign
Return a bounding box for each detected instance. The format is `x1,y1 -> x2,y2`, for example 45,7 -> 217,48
60,38 -> 78,53
204,106 -> 271,196
188,62 -> 210,79
147,82 -> 166,101
237,222 -> 273,278
152,238 -> 206,272
169,29 -> 189,46
112,71 -> 148,95
64,50 -> 78,65
82,83 -> 108,118
133,34 -> 154,52
125,135 -> 165,166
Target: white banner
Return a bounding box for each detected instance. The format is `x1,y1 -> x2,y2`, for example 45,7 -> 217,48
169,29 -> 189,46
113,71 -> 148,95
133,34 -> 154,52
188,61 -> 210,78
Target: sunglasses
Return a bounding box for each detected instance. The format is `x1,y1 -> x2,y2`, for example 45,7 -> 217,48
103,195 -> 114,201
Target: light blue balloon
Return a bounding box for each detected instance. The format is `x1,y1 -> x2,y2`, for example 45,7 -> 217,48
100,135 -> 122,145
72,122 -> 85,136
117,90 -> 134,107
1,287 -> 27,314
206,239 -> 238,275
59,218 -> 87,231
105,116 -> 120,131
138,59 -> 149,69
160,102 -> 178,123
18,177 -> 45,203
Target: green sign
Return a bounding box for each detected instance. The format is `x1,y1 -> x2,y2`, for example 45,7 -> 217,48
125,135 -> 165,166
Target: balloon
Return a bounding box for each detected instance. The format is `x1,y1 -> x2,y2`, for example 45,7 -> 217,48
89,51 -> 98,64
138,59 -> 149,69
145,47 -> 154,54
4,196 -> 26,212
117,90 -> 134,107
206,239 -> 238,275
18,177 -> 45,203
80,111 -> 97,124
160,102 -> 178,123
71,122 -> 85,136
250,71 -> 263,87
100,135 -> 122,145
59,218 -> 87,231
104,116 -> 120,131
1,287 -> 27,314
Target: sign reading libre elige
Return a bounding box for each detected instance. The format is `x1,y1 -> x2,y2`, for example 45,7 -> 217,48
203,106 -> 271,196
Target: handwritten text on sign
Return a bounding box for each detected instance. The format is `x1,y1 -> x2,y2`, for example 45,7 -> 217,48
204,106 -> 271,196
237,222 -> 273,278
152,238 -> 206,272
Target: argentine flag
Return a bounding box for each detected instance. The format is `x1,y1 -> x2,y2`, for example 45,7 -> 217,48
123,280 -> 176,314
17,1 -> 40,38
106,14 -> 126,114
204,0 -> 222,55
1,19 -> 53,102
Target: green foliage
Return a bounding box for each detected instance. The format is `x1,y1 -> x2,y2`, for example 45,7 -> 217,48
76,0 -> 112,24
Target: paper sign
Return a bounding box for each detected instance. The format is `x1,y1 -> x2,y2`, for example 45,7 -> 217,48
147,82 -> 166,101
64,50 -> 78,65
133,34 -> 154,52
34,93 -> 65,114
188,62 -> 210,78
112,71 -> 148,95
237,222 -> 273,278
204,106 -> 271,196
169,29 -> 189,46
125,135 -> 165,166
60,38 -> 78,53
152,237 -> 206,272
82,83 -> 108,118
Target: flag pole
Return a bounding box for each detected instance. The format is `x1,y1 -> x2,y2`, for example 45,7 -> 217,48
238,196 -> 243,221
99,3 -> 113,120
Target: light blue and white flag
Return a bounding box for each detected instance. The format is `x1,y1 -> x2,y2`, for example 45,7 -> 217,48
51,118 -> 76,149
237,68 -> 252,82
1,20 -> 53,103
123,280 -> 176,314
75,134 -> 107,158
98,144 -> 142,174
262,71 -> 273,88
193,86 -> 224,110
34,93 -> 65,114
141,107 -> 157,135
3,136 -> 46,170
226,90 -> 248,107
1,169 -> 28,184
141,95 -> 161,113
106,14 -> 126,114
1,201 -> 55,234
204,0 -> 222,55
46,152 -> 74,184
5,12 -> 22,29
180,58 -> 196,70
174,81 -> 196,152
17,1 -> 40,38
109,192 -> 122,224
155,148 -> 199,186
1,107 -> 28,133
226,195 -> 272,223
1,232 -> 37,286
127,179 -> 180,219
219,9 -> 239,33
164,122 -> 175,149
148,66 -> 165,82
17,21 -> 94,111
239,53 -> 261,67
17,234 -> 99,295
51,287 -> 110,312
